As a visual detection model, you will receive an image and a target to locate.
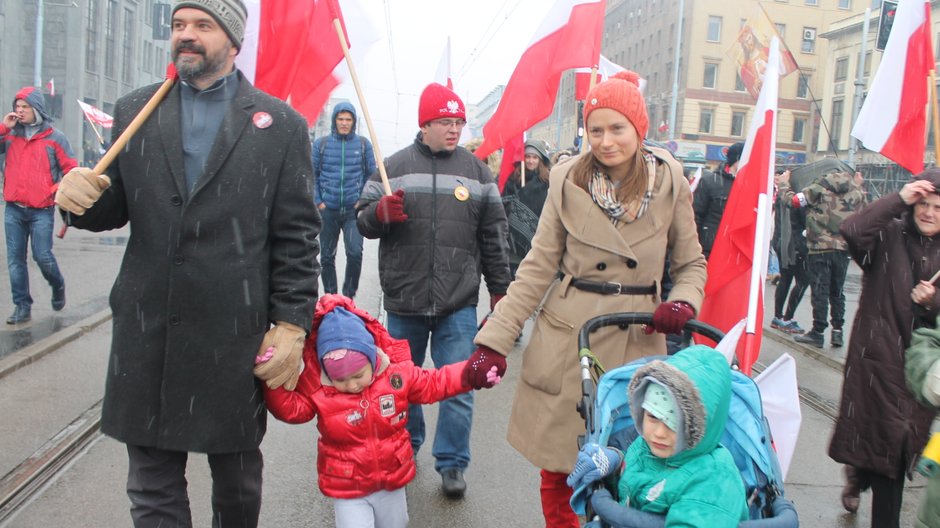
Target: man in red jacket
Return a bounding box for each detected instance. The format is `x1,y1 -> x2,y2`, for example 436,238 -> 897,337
0,87 -> 76,324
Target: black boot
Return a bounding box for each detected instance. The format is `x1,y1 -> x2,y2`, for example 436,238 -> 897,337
831,329 -> 844,348
52,285 -> 66,311
794,329 -> 824,348
6,305 -> 31,324
441,468 -> 466,499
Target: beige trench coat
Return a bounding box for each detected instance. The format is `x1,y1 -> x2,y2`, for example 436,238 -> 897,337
475,146 -> 706,473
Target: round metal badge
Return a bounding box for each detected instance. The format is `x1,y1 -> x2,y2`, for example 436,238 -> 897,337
454,185 -> 470,201
252,112 -> 273,129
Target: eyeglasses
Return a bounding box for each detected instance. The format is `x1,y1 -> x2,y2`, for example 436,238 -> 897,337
431,119 -> 467,129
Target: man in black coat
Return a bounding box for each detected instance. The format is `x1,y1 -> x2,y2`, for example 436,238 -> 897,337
693,141 -> 743,259
54,1 -> 320,526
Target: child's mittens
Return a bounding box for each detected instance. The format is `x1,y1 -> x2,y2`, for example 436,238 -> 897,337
255,346 -> 275,365
567,443 -> 623,489
463,345 -> 507,389
255,346 -> 304,376
484,365 -> 502,387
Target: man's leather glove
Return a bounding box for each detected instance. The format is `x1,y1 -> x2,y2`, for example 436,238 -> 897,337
644,301 -> 695,335
253,321 -> 306,391
567,443 -> 623,489
489,293 -> 505,311
463,345 -> 507,389
375,189 -> 408,224
55,168 -> 110,215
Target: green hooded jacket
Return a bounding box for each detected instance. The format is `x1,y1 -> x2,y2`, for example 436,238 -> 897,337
907,322 -> 940,528
619,345 -> 748,527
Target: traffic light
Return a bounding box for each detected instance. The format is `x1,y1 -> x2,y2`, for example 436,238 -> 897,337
876,0 -> 898,52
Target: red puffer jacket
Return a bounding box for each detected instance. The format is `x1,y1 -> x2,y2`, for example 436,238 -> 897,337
263,295 -> 470,499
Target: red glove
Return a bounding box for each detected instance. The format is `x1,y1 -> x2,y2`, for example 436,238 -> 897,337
645,301 -> 695,335
375,189 -> 408,224
490,293 -> 505,311
463,345 -> 507,389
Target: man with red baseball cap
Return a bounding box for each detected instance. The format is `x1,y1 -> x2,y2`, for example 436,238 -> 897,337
356,83 -> 511,499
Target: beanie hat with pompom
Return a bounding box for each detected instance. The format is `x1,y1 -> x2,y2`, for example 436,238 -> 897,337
583,71 -> 648,140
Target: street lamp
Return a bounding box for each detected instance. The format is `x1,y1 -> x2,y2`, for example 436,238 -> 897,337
34,0 -> 78,88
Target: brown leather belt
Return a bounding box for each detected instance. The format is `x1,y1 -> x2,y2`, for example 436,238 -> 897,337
562,274 -> 656,295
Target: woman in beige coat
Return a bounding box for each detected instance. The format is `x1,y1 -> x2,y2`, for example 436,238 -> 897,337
472,71 -> 706,526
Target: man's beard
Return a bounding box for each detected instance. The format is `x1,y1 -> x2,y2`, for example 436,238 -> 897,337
173,41 -> 230,83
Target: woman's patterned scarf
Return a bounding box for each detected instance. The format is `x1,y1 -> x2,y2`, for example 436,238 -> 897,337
589,150 -> 656,223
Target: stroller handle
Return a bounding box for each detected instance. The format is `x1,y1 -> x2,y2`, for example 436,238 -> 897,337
577,312 -> 725,351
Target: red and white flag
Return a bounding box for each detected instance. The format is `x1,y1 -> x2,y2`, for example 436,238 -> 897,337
574,54 -> 625,100
237,0 -> 348,125
475,0 -> 606,160
46,78 -> 55,97
851,0 -> 934,174
498,135 -> 525,192
697,37 -> 781,375
76,99 -> 114,128
434,36 -> 454,91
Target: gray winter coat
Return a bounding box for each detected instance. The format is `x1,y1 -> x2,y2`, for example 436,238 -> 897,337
66,72 -> 321,453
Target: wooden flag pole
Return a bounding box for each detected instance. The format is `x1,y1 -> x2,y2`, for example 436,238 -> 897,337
333,18 -> 392,196
580,66 -> 599,154
92,64 -> 178,183
931,70 -> 940,162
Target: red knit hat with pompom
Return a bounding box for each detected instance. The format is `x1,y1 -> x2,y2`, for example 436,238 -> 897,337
583,71 -> 648,140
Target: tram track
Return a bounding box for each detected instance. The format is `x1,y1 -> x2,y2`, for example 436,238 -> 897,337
0,312 -> 844,524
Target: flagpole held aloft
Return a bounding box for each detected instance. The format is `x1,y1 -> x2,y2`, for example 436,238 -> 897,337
331,17 -> 392,196
580,66 -> 598,154
93,63 -> 179,184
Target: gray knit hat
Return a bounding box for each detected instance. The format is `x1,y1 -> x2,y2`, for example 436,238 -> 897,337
173,0 -> 247,50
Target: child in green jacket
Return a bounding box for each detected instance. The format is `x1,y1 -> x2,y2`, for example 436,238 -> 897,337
567,346 -> 748,527
906,321 -> 940,528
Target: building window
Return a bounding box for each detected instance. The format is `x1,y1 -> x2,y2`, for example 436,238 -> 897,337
775,23 -> 786,40
793,117 -> 806,143
831,99 -> 844,150
805,0 -> 818,4
143,42 -> 152,74
731,111 -> 746,137
735,72 -> 746,92
703,63 -> 718,89
86,0 -> 99,73
838,0 -> 851,8
801,27 -> 816,53
707,16 -> 722,42
105,0 -> 118,78
834,57 -> 849,82
699,108 -> 714,134
797,74 -> 810,98
864,50 -> 872,76
122,8 -> 135,84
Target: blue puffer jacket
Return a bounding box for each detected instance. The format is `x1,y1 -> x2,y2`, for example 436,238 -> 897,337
312,102 -> 377,212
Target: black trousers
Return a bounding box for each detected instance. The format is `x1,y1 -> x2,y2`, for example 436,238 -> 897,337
126,444 -> 263,528
807,250 -> 850,332
853,465 -> 905,528
774,256 -> 810,320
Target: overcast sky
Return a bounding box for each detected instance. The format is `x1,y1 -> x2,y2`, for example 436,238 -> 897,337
333,0 -> 554,152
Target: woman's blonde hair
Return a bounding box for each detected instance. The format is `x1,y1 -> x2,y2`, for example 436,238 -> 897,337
569,148 -> 649,204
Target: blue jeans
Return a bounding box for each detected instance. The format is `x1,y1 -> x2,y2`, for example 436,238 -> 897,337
5,204 -> 64,308
318,207 -> 363,298
386,306 -> 476,473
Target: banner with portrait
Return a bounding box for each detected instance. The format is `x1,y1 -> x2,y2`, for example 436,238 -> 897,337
726,5 -> 799,99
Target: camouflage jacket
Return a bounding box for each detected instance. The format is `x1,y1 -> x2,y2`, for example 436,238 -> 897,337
777,171 -> 866,253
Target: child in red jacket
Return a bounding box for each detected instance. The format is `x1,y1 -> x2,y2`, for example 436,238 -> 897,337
260,294 -> 499,528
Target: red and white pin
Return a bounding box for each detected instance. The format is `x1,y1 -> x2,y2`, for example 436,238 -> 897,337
252,111 -> 273,129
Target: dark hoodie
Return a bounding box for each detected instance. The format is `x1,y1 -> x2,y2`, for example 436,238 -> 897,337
0,87 -> 76,208
312,101 -> 377,211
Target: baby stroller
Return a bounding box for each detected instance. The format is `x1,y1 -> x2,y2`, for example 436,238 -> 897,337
571,313 -> 799,527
